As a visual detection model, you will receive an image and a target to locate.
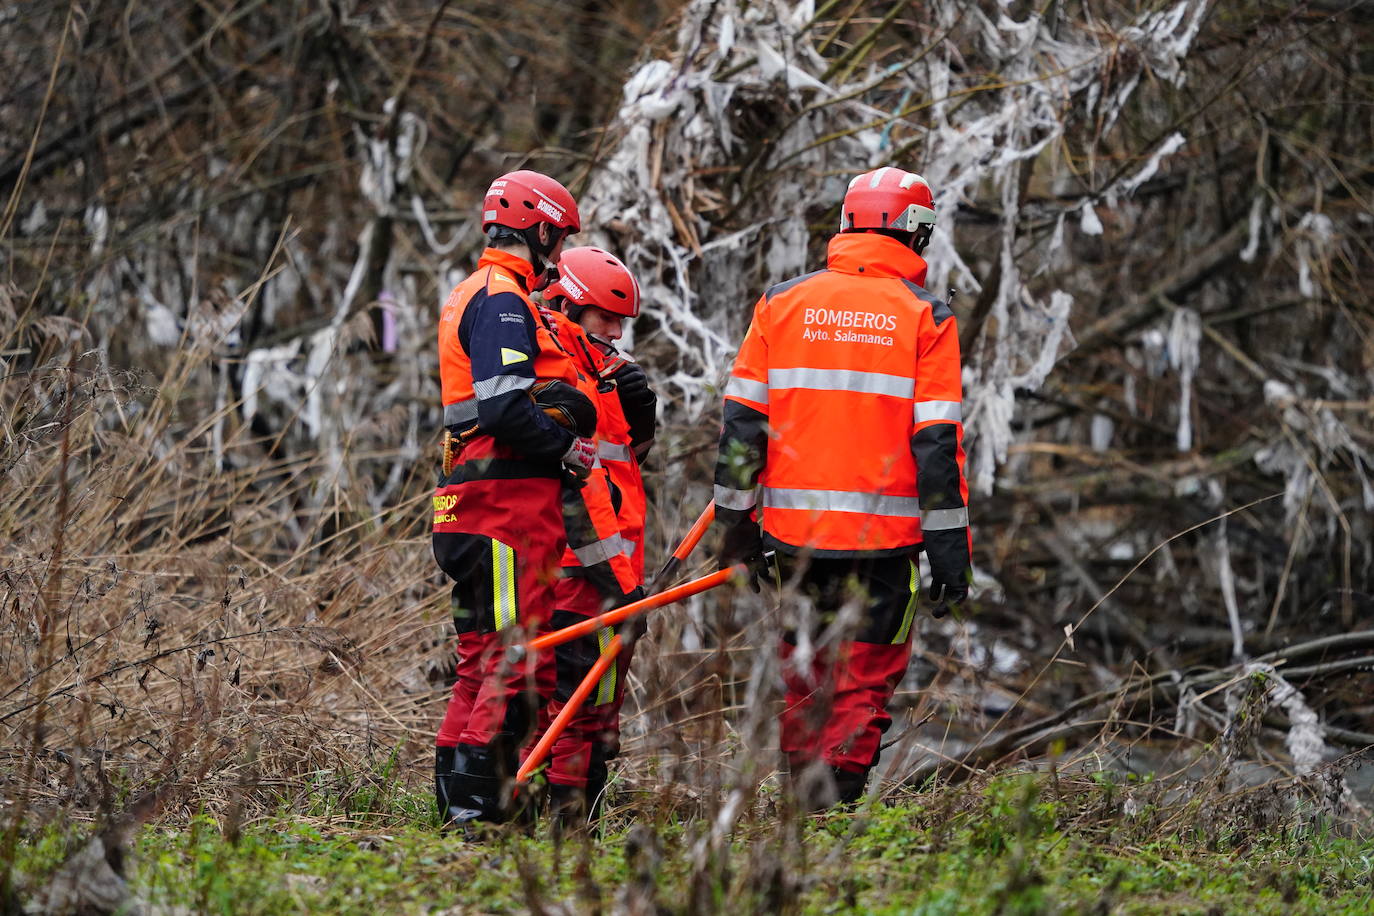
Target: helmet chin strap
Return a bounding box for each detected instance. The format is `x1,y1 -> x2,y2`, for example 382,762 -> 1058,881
588,333 -> 630,374
912,224 -> 934,256
486,224 -> 562,290
529,259 -> 557,293
521,226 -> 565,290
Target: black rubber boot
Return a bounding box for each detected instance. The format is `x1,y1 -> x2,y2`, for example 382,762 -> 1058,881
435,745 -> 458,824
832,766 -> 869,806
548,782 -> 587,833
584,746 -> 610,823
782,757 -> 836,812
436,743 -> 507,830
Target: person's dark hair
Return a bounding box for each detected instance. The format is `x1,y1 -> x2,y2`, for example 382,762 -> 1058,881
486,225 -> 526,248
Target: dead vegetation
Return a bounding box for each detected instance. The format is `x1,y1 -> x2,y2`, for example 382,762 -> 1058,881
2,0 -> 1374,911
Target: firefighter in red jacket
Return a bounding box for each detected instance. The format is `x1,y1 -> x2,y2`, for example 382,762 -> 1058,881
536,247 -> 657,825
432,170 -> 598,828
712,166 -> 972,808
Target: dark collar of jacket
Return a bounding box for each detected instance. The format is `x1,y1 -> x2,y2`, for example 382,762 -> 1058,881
825,232 -> 928,286
476,247 -> 538,292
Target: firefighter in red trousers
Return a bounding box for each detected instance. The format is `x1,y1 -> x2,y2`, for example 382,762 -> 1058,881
712,166 -> 972,809
432,170 -> 600,828
535,247 -> 657,825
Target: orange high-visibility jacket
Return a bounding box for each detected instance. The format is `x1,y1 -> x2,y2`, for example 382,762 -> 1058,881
714,232 -> 971,573
544,308 -> 642,595
590,356 -> 648,582
436,247 -> 581,479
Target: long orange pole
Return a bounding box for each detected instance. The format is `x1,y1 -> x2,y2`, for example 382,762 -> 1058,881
514,507 -> 730,787
516,633 -> 623,785
520,564 -> 741,656
653,502 -> 715,585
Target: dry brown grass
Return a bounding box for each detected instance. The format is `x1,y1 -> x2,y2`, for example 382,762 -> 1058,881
3,282 -> 1371,916
0,284 -> 445,836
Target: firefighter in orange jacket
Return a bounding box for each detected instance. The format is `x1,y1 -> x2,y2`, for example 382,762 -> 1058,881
536,247 -> 656,824
432,170 -> 598,828
712,166 -> 972,808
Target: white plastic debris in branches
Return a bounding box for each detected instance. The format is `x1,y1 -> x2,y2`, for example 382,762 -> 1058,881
1213,521 -> 1245,661
1294,212 -> 1335,299
1258,376 -> 1374,524
1239,195 -> 1265,263
1246,663 -> 1328,776
21,201 -> 46,236
1166,307 -> 1201,452
577,1 -> 867,421
578,0 -> 1212,490
241,340 -> 304,426
1120,0 -> 1209,86
140,294 -> 182,348
1079,203 -> 1104,236
84,204 -> 109,257
1120,132 -> 1187,198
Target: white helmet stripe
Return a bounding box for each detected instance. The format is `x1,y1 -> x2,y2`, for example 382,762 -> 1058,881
530,187 -> 566,219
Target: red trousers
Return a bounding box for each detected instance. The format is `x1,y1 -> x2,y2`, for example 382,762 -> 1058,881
433,475 -> 563,750
775,553 -> 918,774
535,576 -> 634,788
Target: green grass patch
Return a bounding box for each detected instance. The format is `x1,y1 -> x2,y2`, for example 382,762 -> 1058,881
10,774 -> 1374,915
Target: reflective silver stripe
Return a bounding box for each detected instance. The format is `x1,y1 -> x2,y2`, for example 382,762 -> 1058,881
914,400 -> 962,423
573,534 -> 625,567
444,399 -> 478,426
724,376 -> 769,405
921,507 -> 969,530
597,441 -> 632,462
714,484 -> 757,511
762,487 -> 921,518
768,367 -> 913,399
473,374 -> 535,399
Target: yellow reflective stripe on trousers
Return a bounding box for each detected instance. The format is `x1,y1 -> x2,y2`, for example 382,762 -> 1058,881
491,539 -> 517,631
595,627 -> 617,705
893,560 -> 918,644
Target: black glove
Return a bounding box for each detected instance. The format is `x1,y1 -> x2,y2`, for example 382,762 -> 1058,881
617,586 -> 649,644
927,568 -> 969,618
718,520 -> 766,593
608,361 -> 657,448
531,379 -> 597,438
613,585 -> 647,609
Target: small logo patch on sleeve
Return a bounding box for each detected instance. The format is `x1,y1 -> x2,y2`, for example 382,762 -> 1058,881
501,347 -> 530,366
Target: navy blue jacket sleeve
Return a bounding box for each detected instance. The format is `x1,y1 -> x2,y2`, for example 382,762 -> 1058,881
459,288 -> 573,461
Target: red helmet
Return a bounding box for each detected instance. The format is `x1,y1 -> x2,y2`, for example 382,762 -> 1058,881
482,169 -> 581,234
545,247 -> 641,318
839,167 -> 936,232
